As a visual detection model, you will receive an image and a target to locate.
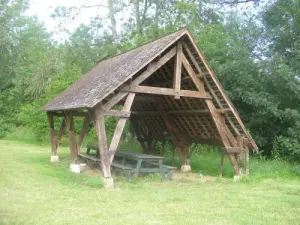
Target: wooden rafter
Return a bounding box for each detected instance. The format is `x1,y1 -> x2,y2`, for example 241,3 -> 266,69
174,41 -> 183,99
103,47 -> 177,110
131,108 -> 230,115
78,116 -> 90,151
184,33 -> 257,150
64,112 -> 78,163
109,93 -> 136,163
122,85 -> 211,99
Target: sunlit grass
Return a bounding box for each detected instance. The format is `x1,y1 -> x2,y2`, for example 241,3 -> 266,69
0,140 -> 300,225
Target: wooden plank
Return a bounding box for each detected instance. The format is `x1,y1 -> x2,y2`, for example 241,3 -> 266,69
103,47 -> 176,110
94,105 -> 111,178
222,147 -> 240,153
156,72 -> 209,86
183,41 -> 242,137
131,108 -> 230,116
47,112 -> 57,156
185,32 -> 258,150
132,47 -> 176,84
174,41 -> 183,99
182,54 -> 206,95
55,118 -> 66,149
53,111 -> 88,117
78,116 -> 90,150
109,93 -> 136,163
103,92 -> 128,111
205,98 -> 231,148
104,110 -> 131,118
133,95 -> 164,103
219,151 -> 225,177
64,112 -> 78,163
122,85 -> 211,99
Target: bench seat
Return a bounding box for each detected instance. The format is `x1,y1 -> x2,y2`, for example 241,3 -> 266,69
111,162 -> 133,180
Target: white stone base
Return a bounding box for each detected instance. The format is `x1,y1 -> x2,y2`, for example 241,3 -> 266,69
70,164 -> 80,173
181,165 -> 191,172
233,175 -> 240,182
104,177 -> 114,188
50,155 -> 59,162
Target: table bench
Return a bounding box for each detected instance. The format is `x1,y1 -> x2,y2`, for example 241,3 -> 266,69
85,144 -> 176,180
79,153 -> 133,179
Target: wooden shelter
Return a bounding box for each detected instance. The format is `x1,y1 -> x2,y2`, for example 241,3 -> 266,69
43,28 -> 257,186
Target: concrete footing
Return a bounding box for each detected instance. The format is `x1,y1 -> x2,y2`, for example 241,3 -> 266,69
181,165 -> 191,172
233,175 -> 240,182
50,155 -> 59,162
104,177 -> 114,188
70,164 -> 80,173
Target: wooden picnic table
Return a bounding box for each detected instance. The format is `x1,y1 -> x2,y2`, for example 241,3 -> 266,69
84,144 -> 176,180
114,150 -> 164,177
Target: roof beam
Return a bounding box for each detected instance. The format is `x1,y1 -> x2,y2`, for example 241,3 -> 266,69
131,108 -> 230,116
53,111 -> 88,117
173,41 -> 183,99
122,85 -> 211,99
182,54 -> 206,96
104,110 -> 131,118
103,47 -> 176,110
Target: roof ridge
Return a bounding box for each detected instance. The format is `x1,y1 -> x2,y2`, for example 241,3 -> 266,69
94,27 -> 188,67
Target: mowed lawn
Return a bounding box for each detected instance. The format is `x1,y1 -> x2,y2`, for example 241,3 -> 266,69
1,140 -> 300,225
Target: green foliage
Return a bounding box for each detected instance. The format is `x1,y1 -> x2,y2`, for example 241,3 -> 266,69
1,0 -> 300,162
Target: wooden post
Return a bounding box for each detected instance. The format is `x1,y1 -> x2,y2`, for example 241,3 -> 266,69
47,112 -> 57,156
219,151 -> 225,177
157,104 -> 191,171
108,93 -> 135,163
55,119 -> 66,150
94,105 -> 111,178
78,116 -> 90,152
65,112 -> 78,164
174,41 -> 183,99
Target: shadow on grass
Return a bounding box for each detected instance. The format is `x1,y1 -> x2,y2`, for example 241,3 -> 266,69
22,152 -> 104,188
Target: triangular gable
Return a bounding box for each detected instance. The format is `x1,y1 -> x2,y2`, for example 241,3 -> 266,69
43,28 -> 257,151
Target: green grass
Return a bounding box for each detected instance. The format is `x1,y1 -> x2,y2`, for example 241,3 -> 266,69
1,140 -> 300,225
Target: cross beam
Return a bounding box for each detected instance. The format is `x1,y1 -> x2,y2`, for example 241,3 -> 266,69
122,85 -> 212,99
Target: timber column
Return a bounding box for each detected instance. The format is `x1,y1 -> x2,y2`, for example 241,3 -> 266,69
47,112 -> 59,162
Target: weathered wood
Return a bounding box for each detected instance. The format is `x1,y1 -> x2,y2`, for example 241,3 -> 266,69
174,41 -> 183,99
78,116 -> 90,151
185,32 -> 258,150
103,93 -> 129,111
55,119 -> 66,149
53,111 -> 88,117
102,47 -> 176,110
94,104 -> 111,178
219,151 -> 225,177
222,147 -> 240,153
47,112 -> 57,156
133,95 -> 164,103
64,112 -> 78,163
132,47 -> 176,84
205,95 -> 240,174
104,110 -> 131,118
131,108 -> 230,116
156,104 -> 190,166
183,41 -> 242,137
229,153 -> 239,176
122,85 -> 211,99
182,54 -> 206,95
109,93 -> 136,163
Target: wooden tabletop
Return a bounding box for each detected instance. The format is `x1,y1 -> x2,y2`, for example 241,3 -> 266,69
115,150 -> 163,160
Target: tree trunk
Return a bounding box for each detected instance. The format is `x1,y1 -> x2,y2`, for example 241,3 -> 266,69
154,0 -> 160,38
108,0 -> 117,41
134,0 -> 141,33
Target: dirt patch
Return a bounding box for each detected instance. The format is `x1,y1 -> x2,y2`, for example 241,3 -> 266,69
80,164 -> 101,176
171,171 -> 216,182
